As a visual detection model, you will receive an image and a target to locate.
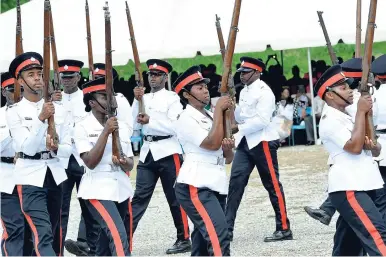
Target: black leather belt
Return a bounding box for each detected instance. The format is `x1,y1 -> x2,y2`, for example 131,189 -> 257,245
144,135 -> 172,142
1,157 -> 14,164
19,151 -> 54,160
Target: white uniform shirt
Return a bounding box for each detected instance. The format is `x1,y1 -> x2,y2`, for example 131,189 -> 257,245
274,102 -> 294,121
320,105 -> 383,192
74,113 -> 134,203
234,79 -> 279,149
116,93 -> 133,135
374,84 -> 386,166
175,105 -> 228,194
61,89 -> 87,167
346,89 -> 379,125
6,98 -> 72,188
0,106 -> 16,194
132,88 -> 183,162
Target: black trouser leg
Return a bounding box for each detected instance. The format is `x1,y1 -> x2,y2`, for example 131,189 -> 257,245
332,215 -> 365,256
225,138 -> 255,233
319,196 -> 336,217
251,140 -> 290,231
159,154 -> 190,240
85,199 -> 130,256
175,183 -> 230,256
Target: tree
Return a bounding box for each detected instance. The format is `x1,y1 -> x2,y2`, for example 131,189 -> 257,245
1,0 -> 29,14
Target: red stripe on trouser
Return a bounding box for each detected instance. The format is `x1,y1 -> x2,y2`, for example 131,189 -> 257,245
89,200 -> 125,256
189,186 -> 222,256
17,185 -> 42,257
262,141 -> 288,230
346,191 -> 386,256
173,154 -> 190,239
59,209 -> 63,256
1,219 -> 9,256
128,200 -> 133,253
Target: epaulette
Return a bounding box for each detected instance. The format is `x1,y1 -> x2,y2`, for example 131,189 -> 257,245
176,114 -> 180,120
6,103 -> 18,110
322,114 -> 327,119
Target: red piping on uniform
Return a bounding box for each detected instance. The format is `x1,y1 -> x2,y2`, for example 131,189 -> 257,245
128,200 -> 133,253
173,154 -> 190,239
262,141 -> 288,230
17,185 -> 42,257
59,209 -> 63,256
189,185 -> 222,256
89,199 -> 125,256
346,191 -> 386,255
1,218 -> 9,256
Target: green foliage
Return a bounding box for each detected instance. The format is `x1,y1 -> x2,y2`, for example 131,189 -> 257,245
1,0 -> 29,13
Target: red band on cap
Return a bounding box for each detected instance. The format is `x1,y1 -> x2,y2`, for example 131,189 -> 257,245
59,66 -> 81,73
317,73 -> 346,98
377,74 -> 386,79
94,69 -> 106,76
15,59 -> 41,77
1,78 -> 14,88
242,62 -> 263,72
343,71 -> 362,78
149,65 -> 168,74
82,85 -> 106,94
175,73 -> 203,94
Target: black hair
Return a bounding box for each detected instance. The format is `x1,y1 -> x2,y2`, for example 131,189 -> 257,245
83,93 -> 93,112
177,84 -> 194,109
281,87 -> 293,106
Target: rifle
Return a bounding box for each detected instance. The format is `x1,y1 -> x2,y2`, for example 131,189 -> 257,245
359,0 -> 378,144
125,1 -> 145,115
355,0 -> 362,58
317,11 -> 339,65
14,0 -> 23,102
49,2 -> 60,92
219,0 -> 242,139
215,14 -> 226,60
85,0 -> 95,81
44,0 -> 59,146
104,2 -> 123,160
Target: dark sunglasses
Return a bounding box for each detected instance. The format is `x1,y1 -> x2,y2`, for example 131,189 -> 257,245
4,86 -> 24,93
148,72 -> 164,77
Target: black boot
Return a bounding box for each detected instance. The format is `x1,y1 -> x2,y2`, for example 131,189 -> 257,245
264,229 -> 293,242
64,239 -> 90,256
165,239 -> 192,254
228,231 -> 233,242
304,206 -> 332,225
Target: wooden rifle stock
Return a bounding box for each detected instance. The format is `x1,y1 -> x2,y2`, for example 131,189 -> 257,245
49,3 -> 60,92
14,0 -> 23,103
85,0 -> 95,81
355,0 -> 362,58
104,2 -> 123,160
219,0 -> 242,139
360,0 -> 377,144
215,15 -> 226,60
125,1 -> 145,115
44,0 -> 58,146
317,11 -> 339,65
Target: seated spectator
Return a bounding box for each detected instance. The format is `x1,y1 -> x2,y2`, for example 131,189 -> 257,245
292,85 -> 309,125
272,87 -> 294,143
304,95 -> 324,145
287,65 -> 307,95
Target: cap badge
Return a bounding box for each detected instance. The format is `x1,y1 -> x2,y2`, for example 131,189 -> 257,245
64,65 -> 69,71
95,68 -> 99,72
198,71 -> 202,77
241,61 -> 245,66
31,57 -> 36,62
153,63 -> 158,68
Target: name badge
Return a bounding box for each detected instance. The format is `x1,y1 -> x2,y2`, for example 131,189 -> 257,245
24,117 -> 32,120
0,125 -> 5,128
88,134 -> 98,137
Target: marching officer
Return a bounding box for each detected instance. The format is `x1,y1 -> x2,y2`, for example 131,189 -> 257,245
173,66 -> 233,256
6,52 -> 72,255
74,77 -> 134,256
372,54 -> 386,181
131,59 -> 191,254
225,57 -> 292,242
316,64 -> 386,256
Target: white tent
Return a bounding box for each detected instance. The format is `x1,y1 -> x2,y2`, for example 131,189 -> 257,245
0,0 -> 385,71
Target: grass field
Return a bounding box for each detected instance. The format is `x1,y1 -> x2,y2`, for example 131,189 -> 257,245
112,42 -> 386,80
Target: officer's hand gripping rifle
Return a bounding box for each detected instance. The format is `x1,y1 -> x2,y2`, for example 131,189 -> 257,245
125,1 -> 145,115
104,2 -> 124,160
219,0 -> 242,139
43,0 -> 59,146
14,0 -> 23,103
317,11 -> 339,65
359,0 -> 378,144
85,0 -> 95,81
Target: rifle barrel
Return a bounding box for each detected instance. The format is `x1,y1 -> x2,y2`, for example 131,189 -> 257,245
317,11 -> 339,65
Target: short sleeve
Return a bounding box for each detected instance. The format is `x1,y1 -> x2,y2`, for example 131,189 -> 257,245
74,123 -> 92,155
321,120 -> 351,149
175,115 -> 208,148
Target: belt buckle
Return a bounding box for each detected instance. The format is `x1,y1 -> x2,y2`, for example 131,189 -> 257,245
146,135 -> 153,142
41,152 -> 50,160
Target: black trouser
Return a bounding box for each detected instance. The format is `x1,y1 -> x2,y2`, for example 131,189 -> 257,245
330,190 -> 386,256
226,138 -> 290,232
175,183 -> 230,256
59,155 -> 99,254
1,188 -> 33,256
17,168 -> 63,256
319,196 -> 337,217
131,152 -> 189,240
84,199 -> 131,256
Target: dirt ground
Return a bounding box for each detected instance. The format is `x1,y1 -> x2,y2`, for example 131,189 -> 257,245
65,144 -> 337,256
